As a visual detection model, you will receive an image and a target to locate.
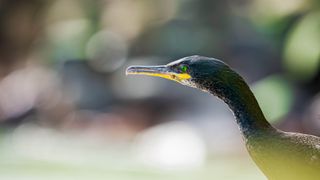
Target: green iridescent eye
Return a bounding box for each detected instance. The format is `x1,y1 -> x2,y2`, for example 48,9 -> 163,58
180,65 -> 188,73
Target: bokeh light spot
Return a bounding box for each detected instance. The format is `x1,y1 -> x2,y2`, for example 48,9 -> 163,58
252,76 -> 293,123
284,12 -> 320,81
86,30 -> 128,73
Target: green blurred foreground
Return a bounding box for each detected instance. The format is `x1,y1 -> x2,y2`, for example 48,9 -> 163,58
0,126 -> 265,180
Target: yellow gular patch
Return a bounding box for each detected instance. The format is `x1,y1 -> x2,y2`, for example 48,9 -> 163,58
128,72 -> 191,82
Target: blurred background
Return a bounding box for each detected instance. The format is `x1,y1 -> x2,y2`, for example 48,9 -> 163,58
0,0 -> 319,179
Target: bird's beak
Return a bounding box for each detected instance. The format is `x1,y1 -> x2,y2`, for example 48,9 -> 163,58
126,65 -> 191,83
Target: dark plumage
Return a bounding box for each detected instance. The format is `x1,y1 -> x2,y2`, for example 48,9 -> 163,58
126,55 -> 320,180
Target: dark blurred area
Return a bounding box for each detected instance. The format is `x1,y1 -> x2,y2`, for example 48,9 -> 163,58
0,0 -> 319,179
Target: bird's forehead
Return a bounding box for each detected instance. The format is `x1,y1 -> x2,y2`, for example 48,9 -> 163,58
167,56 -> 201,66
167,58 -> 188,66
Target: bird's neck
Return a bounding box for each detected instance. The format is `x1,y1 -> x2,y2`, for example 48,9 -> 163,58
208,75 -> 274,138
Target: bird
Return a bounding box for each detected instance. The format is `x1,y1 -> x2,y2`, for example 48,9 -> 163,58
126,55 -> 320,180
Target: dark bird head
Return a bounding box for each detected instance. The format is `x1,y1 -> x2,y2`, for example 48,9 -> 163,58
126,56 -> 241,96
127,56 -> 271,134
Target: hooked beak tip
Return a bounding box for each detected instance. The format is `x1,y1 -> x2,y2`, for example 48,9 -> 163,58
126,66 -> 147,76
125,66 -> 134,76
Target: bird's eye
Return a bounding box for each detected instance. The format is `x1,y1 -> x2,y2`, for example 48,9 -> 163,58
180,65 -> 188,73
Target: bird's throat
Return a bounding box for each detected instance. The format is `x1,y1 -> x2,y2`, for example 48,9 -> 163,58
207,76 -> 274,138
